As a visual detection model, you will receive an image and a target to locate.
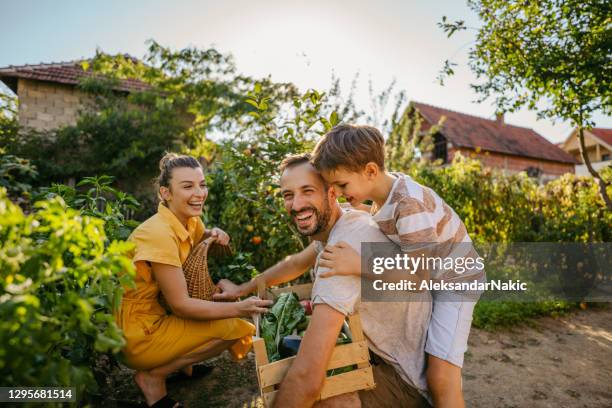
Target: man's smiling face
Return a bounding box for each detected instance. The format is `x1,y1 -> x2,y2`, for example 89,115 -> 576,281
280,161 -> 334,236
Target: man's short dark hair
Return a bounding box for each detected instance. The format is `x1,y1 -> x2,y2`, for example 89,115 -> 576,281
279,152 -> 329,189
278,153 -> 312,173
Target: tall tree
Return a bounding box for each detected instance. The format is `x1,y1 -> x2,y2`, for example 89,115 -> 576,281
439,0 -> 611,209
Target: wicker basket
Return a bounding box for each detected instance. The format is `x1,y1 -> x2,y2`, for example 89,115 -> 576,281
159,236 -> 227,308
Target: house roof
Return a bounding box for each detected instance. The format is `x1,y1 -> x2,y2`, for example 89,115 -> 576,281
589,128 -> 612,148
0,57 -> 150,93
412,102 -> 578,164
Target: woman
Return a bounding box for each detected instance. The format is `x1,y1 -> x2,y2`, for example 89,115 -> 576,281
115,153 -> 270,408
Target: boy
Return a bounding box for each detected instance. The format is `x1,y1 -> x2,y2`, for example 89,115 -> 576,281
310,124 -> 485,408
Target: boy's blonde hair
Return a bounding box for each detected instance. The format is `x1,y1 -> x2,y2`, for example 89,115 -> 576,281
311,124 -> 385,173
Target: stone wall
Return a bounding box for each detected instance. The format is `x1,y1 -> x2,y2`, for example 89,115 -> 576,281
17,78 -> 93,131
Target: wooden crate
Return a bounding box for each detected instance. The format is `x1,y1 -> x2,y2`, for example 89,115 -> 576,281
253,282 -> 375,407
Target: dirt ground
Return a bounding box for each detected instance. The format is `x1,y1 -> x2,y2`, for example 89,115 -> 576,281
98,306 -> 611,407
463,306 -> 611,408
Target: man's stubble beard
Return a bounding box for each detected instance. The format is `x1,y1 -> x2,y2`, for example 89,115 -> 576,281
295,199 -> 332,237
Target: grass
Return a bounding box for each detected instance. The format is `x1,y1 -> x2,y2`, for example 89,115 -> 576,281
472,300 -> 576,330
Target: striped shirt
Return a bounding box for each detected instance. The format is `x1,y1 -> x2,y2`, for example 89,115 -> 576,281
371,173 -> 485,292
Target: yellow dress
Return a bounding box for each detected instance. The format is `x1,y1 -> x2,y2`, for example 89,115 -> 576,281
115,203 -> 254,371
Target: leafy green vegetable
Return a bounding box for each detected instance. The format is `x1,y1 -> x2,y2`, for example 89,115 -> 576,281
327,365 -> 355,376
260,292 -> 307,361
296,315 -> 310,332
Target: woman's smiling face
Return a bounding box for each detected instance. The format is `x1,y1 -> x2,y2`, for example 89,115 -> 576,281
160,166 -> 208,225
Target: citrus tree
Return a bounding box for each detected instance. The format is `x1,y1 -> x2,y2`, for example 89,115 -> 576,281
205,86 -> 342,279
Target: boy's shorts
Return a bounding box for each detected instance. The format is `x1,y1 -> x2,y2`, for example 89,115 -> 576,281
424,301 -> 475,368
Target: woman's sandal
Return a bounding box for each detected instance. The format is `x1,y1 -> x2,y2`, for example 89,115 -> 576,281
168,364 -> 214,383
147,395 -> 183,408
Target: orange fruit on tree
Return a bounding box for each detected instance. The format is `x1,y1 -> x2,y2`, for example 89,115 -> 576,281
251,236 -> 262,245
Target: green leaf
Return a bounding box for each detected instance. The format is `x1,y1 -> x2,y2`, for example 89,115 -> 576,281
245,99 -> 260,109
260,292 -> 306,361
330,111 -> 339,126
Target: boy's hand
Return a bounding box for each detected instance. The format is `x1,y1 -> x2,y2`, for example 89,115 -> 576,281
317,241 -> 361,278
209,227 -> 230,245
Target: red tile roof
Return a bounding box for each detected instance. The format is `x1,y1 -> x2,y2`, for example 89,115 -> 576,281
0,57 -> 150,93
412,102 -> 578,164
589,128 -> 612,147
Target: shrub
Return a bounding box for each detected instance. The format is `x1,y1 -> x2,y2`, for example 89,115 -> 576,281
0,188 -> 134,402
36,175 -> 141,242
537,172 -> 612,242
472,300 -> 573,330
407,154 -> 611,243
0,150 -> 38,201
408,155 -> 540,242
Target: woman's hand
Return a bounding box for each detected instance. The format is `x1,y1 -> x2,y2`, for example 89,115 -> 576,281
317,241 -> 361,278
236,296 -> 273,317
213,279 -> 245,301
209,227 -> 230,245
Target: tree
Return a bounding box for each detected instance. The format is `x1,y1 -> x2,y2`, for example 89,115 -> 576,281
439,0 -> 612,209
1,42 -> 299,214
386,103 -> 444,170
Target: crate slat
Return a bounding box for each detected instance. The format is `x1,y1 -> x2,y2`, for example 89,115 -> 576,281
346,314 -> 369,369
253,337 -> 269,366
320,366 -> 376,399
258,340 -> 370,388
253,337 -> 274,394
262,366 -> 375,406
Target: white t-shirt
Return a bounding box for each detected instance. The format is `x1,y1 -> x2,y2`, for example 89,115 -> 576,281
312,208 -> 432,396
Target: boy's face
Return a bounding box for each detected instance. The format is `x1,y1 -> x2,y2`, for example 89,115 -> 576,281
320,166 -> 372,207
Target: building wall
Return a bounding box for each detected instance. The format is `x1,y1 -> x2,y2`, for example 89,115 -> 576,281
17,78 -> 93,131
448,147 -> 574,180
575,159 -> 612,176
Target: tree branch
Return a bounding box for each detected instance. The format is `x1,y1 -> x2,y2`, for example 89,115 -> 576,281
576,124 -> 612,211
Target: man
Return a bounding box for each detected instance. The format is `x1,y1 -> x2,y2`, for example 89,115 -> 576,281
214,154 -> 432,407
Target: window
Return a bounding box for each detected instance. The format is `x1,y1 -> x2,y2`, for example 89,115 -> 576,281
524,166 -> 542,178
433,133 -> 448,163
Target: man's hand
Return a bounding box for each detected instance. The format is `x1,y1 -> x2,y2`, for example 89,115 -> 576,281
318,241 -> 360,278
213,279 -> 245,300
209,227 -> 230,245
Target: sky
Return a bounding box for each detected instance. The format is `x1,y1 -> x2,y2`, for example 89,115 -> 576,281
1,0 -> 610,143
